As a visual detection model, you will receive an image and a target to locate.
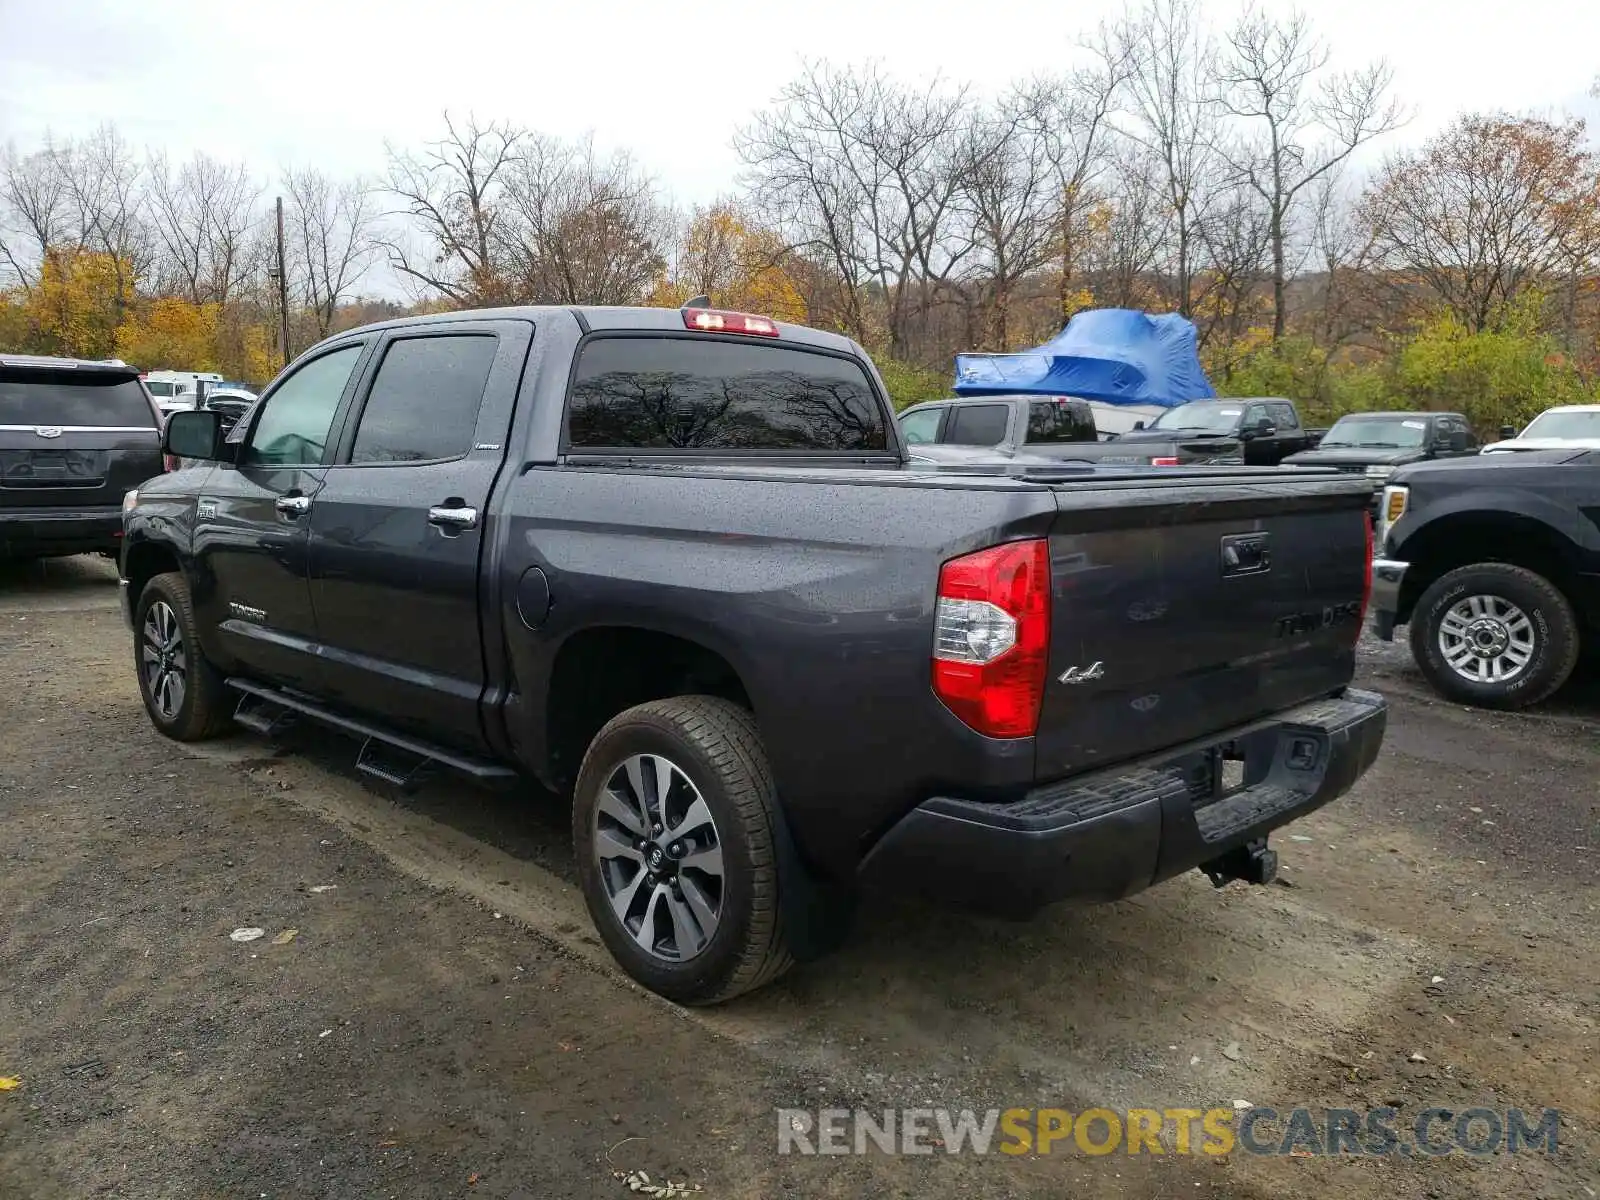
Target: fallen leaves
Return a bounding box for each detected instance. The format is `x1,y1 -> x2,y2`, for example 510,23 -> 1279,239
612,1169 -> 701,1196
0,1077 -> 20,1092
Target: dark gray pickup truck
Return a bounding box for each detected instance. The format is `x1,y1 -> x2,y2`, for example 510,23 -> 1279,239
121,304 -> 1386,1003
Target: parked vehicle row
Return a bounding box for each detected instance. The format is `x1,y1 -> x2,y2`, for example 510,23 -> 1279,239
897,394 -> 1322,467
118,304 -> 1385,1004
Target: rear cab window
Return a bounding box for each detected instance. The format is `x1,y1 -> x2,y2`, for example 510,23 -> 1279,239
1026,399 -> 1096,444
566,336 -> 889,452
942,404 -> 1009,446
0,368 -> 157,429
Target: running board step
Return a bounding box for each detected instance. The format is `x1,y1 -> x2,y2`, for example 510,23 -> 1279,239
224,678 -> 518,784
356,738 -> 433,791
233,692 -> 299,736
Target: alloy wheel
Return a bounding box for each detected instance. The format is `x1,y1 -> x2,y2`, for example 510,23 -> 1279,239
1437,593 -> 1535,685
141,600 -> 188,720
592,753 -> 724,963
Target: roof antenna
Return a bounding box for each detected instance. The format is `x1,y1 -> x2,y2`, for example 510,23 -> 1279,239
682,294 -> 712,310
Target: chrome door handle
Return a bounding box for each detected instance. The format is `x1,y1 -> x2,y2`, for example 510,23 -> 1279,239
427,505 -> 478,531
275,494 -> 311,516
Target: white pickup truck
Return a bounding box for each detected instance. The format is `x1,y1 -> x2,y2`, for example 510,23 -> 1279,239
1482,404 -> 1600,453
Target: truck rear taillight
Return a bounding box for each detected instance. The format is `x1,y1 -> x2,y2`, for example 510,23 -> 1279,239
163,454 -> 178,472
931,539 -> 1051,738
683,307 -> 779,337
1355,512 -> 1374,643
1150,456 -> 1179,466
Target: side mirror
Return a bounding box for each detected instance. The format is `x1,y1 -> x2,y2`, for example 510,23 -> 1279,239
1499,424 -> 1517,441
1240,418 -> 1276,440
1132,419 -> 1146,431
1448,431 -> 1471,451
162,410 -> 232,462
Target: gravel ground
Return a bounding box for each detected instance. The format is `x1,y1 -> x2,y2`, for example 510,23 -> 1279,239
1,556 -> 1596,1199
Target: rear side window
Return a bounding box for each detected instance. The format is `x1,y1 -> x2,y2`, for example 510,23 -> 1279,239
943,404 -> 1009,446
567,337 -> 887,452
1271,402 -> 1299,430
145,380 -> 175,398
0,371 -> 155,427
350,335 -> 498,464
1026,400 -> 1096,444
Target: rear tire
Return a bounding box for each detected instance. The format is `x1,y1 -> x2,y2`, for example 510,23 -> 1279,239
572,696 -> 793,1005
134,571 -> 233,741
1409,563 -> 1579,710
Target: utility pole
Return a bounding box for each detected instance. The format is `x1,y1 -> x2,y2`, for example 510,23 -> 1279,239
274,196 -> 291,368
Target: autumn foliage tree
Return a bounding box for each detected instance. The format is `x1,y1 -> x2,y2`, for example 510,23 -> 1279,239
650,204 -> 806,323
1361,115 -> 1600,333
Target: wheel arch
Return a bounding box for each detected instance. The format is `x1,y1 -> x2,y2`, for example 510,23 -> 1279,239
1395,512 -> 1584,627
543,624 -> 758,795
123,536 -> 184,610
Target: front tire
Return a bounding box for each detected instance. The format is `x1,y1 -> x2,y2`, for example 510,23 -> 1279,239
572,696 -> 793,1005
134,571 -> 232,741
1409,563 -> 1579,710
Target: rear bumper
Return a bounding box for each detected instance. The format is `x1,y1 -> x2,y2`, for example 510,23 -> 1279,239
0,505 -> 122,557
857,689 -> 1387,918
1368,558 -> 1408,640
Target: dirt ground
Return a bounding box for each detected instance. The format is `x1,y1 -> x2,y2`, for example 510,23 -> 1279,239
1,556 -> 1596,1200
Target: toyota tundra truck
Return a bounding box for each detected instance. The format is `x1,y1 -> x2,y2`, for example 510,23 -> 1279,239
119,304 -> 1386,1004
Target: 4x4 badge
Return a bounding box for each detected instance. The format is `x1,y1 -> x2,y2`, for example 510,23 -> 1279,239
1058,662 -> 1105,685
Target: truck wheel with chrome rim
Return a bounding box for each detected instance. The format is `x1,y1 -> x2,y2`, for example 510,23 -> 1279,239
1409,563 -> 1579,710
134,571 -> 232,741
572,695 -> 793,1004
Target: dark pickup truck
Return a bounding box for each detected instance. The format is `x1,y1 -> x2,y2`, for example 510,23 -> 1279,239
1120,398 -> 1323,466
1370,448 -> 1599,710
122,304 -> 1386,1004
1284,411 -> 1479,486
2,354 -> 164,561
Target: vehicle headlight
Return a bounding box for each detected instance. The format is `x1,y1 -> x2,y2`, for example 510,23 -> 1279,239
1365,464 -> 1394,481
1377,484 -> 1408,548
122,488 -> 139,516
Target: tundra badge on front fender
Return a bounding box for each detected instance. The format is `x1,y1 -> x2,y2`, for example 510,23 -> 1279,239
1058,662 -> 1105,685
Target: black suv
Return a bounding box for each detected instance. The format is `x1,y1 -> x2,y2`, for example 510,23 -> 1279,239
1,355 -> 164,562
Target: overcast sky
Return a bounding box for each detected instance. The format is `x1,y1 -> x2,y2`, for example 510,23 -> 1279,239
2,0 -> 1596,300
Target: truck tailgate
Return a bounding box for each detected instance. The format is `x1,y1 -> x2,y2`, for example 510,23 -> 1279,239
1036,472 -> 1372,779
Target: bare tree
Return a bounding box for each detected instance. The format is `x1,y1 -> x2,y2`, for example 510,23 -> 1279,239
283,167 -> 378,342
1118,0 -> 1218,316
0,143 -> 67,292
1193,180 -> 1274,368
498,134 -> 669,305
1081,148 -> 1169,308
1304,168 -> 1373,345
382,112 -> 522,305
1216,6 -> 1403,338
147,152 -> 261,304
738,61 -> 975,358
953,91 -> 1058,348
1018,31 -> 1129,328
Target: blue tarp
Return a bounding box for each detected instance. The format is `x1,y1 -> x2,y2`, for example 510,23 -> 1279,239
952,308 -> 1215,408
